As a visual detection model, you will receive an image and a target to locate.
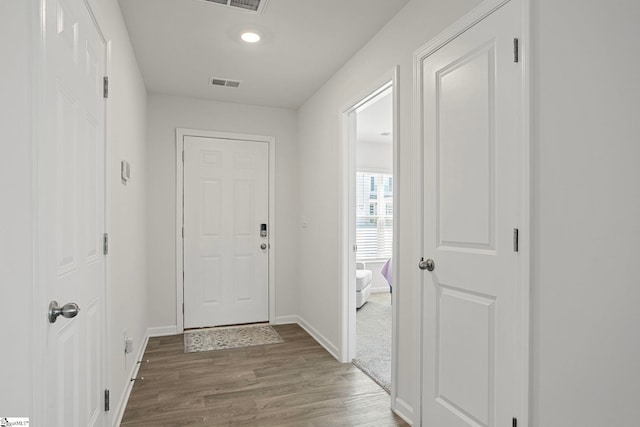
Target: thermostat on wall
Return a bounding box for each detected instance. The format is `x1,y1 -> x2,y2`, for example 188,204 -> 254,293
121,160 -> 131,184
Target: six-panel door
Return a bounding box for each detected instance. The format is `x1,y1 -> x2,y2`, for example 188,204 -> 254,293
42,0 -> 107,425
183,136 -> 269,328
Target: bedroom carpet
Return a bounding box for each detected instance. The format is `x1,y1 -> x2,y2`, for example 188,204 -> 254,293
353,292 -> 392,392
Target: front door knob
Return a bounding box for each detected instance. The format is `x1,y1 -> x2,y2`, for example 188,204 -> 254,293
48,301 -> 80,323
418,258 -> 435,271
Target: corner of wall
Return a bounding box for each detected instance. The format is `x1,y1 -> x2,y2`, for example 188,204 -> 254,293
296,316 -> 341,361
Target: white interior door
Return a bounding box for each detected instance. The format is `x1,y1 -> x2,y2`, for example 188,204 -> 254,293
183,136 -> 269,328
40,0 -> 107,425
420,0 -> 524,426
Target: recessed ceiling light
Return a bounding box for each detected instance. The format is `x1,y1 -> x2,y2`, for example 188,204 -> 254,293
241,32 -> 261,43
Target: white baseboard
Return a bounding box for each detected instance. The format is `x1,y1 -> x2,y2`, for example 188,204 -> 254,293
112,330 -> 150,427
393,396 -> 414,426
296,316 -> 341,361
371,286 -> 392,294
147,325 -> 177,337
273,315 -> 298,325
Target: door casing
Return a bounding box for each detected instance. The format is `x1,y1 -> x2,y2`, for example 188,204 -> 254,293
175,128 -> 276,333
338,66 -> 400,407
413,0 -> 531,424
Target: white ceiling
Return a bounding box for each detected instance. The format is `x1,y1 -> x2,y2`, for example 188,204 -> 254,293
118,0 -> 409,109
357,91 -> 393,144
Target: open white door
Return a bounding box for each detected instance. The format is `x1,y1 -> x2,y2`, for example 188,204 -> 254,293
183,136 -> 269,328
39,0 -> 107,425
418,0 -> 528,425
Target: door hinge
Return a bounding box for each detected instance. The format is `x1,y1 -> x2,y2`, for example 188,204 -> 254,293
103,233 -> 109,255
103,76 -> 109,98
182,226 -> 184,238
182,150 -> 184,162
512,417 -> 517,427
513,38 -> 519,63
513,228 -> 519,252
104,389 -> 110,412
182,303 -> 184,314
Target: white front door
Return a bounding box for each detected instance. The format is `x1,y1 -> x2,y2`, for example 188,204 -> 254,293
419,0 -> 524,425
183,136 -> 269,328
40,0 -> 107,425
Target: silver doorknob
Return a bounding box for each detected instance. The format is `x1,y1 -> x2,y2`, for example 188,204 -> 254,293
260,243 -> 267,250
418,258 -> 435,271
48,301 -> 80,323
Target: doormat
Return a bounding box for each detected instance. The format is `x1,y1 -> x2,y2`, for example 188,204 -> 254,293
184,324 -> 283,353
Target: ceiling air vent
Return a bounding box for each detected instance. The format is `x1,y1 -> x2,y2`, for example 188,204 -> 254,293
197,0 -> 268,14
211,77 -> 241,88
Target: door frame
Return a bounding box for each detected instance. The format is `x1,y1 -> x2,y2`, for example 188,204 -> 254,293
412,0 -> 531,424
31,0 -> 111,424
338,66 -> 399,395
175,128 -> 276,333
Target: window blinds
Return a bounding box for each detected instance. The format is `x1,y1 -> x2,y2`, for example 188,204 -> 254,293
356,172 -> 393,259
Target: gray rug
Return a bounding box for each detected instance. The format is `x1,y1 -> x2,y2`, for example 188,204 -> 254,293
353,292 -> 392,392
184,324 -> 283,353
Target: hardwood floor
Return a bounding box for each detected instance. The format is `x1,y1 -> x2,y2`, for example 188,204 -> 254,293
121,324 -> 409,426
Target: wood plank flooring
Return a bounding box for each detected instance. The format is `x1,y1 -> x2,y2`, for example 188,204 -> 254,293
121,324 -> 409,426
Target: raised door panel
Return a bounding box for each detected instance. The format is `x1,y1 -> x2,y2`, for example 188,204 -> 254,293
202,180 -> 222,237
437,287 -> 495,426
57,321 -> 82,426
56,83 -> 79,276
86,300 -> 101,427
233,180 -> 254,237
233,255 -> 255,302
84,114 -> 99,263
201,257 -> 222,304
437,44 -> 496,252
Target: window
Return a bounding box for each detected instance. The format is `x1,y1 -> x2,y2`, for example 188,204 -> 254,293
356,172 -> 393,260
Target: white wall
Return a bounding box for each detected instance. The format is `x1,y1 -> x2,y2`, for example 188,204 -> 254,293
357,140 -> 393,173
0,0 -> 32,416
94,0 -> 149,419
297,0 -> 483,417
146,94 -> 299,328
532,1 -> 640,425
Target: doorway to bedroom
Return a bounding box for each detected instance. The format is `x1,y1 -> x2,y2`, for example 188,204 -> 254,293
353,86 -> 394,392
341,71 -> 397,395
